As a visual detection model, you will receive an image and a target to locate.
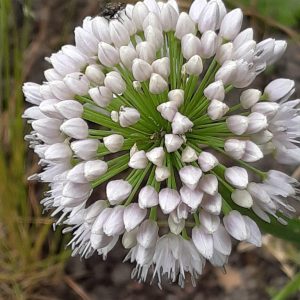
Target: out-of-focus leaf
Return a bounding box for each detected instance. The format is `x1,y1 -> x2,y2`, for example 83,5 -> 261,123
236,0 -> 300,26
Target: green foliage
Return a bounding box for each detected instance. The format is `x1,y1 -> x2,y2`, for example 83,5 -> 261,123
234,0 -> 300,26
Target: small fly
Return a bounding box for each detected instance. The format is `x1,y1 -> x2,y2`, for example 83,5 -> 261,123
100,2 -> 126,21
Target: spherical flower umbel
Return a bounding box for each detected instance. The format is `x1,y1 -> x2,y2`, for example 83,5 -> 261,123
23,0 -> 300,288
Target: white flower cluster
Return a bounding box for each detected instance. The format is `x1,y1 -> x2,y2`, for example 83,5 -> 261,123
23,0 -> 300,287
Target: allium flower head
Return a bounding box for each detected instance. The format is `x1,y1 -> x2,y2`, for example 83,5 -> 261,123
23,0 -> 300,287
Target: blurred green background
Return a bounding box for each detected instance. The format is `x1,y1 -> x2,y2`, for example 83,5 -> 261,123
0,0 -> 300,299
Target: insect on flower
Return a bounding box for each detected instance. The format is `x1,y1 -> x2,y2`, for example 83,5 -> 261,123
99,2 -> 127,20
23,0 -> 300,288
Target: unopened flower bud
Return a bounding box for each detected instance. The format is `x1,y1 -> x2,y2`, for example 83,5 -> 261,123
224,139 -> 246,160
129,150 -> 148,169
89,86 -> 113,108
198,1 -> 220,33
149,73 -> 168,94
120,46 -> 138,70
180,185 -> 203,210
246,112 -> 268,134
215,60 -> 237,85
219,8 -> 243,40
181,146 -> 198,163
103,134 -> 124,153
185,55 -> 203,75
204,81 -> 225,101
136,219 -> 158,248
179,166 -> 202,190
119,107 -> 140,127
157,101 -> 178,122
84,160 -> 108,181
216,42 -> 233,64
189,0 -> 207,23
225,166 -> 248,189
104,71 -> 126,95
85,64 -> 105,85
123,203 -> 147,232
71,139 -> 100,160
60,118 -> 89,139
44,143 -> 72,162
111,111 -> 119,122
226,115 -> 249,135
63,72 -> 89,96
199,210 -> 220,234
242,140 -> 263,162
152,57 -> 170,79
168,89 -> 184,107
198,151 -> 219,172
132,58 -> 152,82
165,134 -> 184,153
192,226 -> 213,259
231,190 -> 253,208
155,165 -> 170,182
107,180 -> 132,205
144,25 -> 164,51
146,147 -> 165,167
159,188 -> 181,214
122,228 -> 138,249
201,193 -> 222,215
103,205 -> 125,236
132,1 -> 149,31
198,174 -> 218,196
138,186 -> 159,208
264,78 -> 295,102
160,3 -> 179,32
109,19 -> 130,48
207,99 -> 229,120
200,30 -> 218,59
98,42 -> 120,67
181,34 -> 201,60
172,112 -> 193,134
233,28 -> 253,49
175,12 -> 195,39
251,130 -> 273,144
143,12 -> 162,31
251,102 -> 279,119
240,89 -> 262,109
136,41 -> 156,64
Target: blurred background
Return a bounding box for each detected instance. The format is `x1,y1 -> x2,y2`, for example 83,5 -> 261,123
0,0 -> 300,299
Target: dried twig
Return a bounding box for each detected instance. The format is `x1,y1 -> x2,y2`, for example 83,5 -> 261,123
64,275 -> 91,300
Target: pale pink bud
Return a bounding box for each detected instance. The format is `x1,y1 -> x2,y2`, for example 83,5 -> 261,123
123,203 -> 147,232
98,42 -> 120,67
119,107 -> 140,127
106,180 -> 132,205
226,115 -> 249,135
138,185 -> 159,208
159,188 -> 181,214
204,80 -> 225,101
89,86 -> 113,108
155,166 -> 170,182
231,189 -> 253,208
104,71 -> 126,95
164,134 -> 184,153
180,185 -> 203,210
171,112 -> 193,134
103,134 -> 124,153
128,150 -> 148,169
198,174 -> 218,196
225,166 -> 248,189
175,12 -> 195,40
198,151 -> 219,172
132,58 -> 152,82
60,118 -> 89,139
240,89 -> 262,109
179,166 -> 202,190
146,147 -> 165,167
219,8 -> 243,40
